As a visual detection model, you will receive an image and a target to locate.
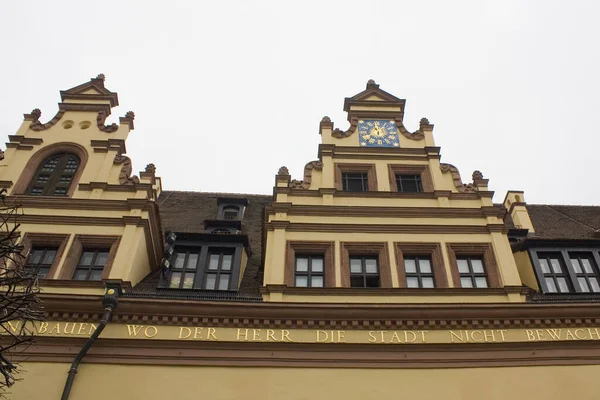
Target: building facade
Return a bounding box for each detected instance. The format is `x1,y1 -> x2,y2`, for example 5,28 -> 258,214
3,76 -> 600,399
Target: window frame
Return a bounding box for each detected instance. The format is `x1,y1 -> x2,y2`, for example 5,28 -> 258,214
349,255 -> 380,288
26,246 -> 59,279
340,242 -> 392,288
13,143 -> 88,197
456,256 -> 489,288
530,248 -> 600,294
388,164 -> 434,193
446,243 -> 501,288
72,248 -> 111,281
20,233 -> 69,279
285,241 -> 334,288
334,163 -> 378,192
395,242 -> 447,288
203,248 -> 235,290
168,248 -> 202,289
163,240 -> 244,291
294,254 -> 325,288
59,235 -> 121,280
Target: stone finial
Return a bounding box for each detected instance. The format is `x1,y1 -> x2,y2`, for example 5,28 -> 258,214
321,116 -> 331,123
472,170 -> 484,181
420,117 -> 430,126
30,108 -> 41,121
96,73 -> 106,81
366,79 -> 379,89
278,166 -> 290,176
125,111 -> 135,120
145,163 -> 156,174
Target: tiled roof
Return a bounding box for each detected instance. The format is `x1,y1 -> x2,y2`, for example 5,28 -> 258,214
526,204 -> 600,240
132,191 -> 272,300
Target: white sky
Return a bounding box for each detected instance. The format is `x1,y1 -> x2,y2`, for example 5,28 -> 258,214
1,1 -> 598,205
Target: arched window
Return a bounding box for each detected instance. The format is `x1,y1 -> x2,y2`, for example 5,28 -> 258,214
26,152 -> 80,196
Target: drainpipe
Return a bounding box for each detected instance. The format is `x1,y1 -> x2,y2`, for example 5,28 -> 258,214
61,283 -> 121,400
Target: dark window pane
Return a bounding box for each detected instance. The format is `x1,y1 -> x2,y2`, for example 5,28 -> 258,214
296,257 -> 309,272
471,259 -> 484,273
95,252 -> 109,266
570,258 -> 582,274
365,258 -> 378,273
296,276 -> 308,287
350,258 -> 362,273
73,270 -> 88,281
419,259 -> 432,273
169,272 -> 182,288
89,270 -> 102,281
545,278 -> 557,293
221,254 -> 232,270
42,250 -> 57,264
457,259 -> 469,274
404,259 -> 417,273
38,267 -> 50,279
556,277 -> 569,293
204,274 -> 217,290
80,252 -> 94,265
311,276 -> 324,288
311,258 -> 324,273
365,276 -> 379,288
208,254 -> 219,270
407,277 -> 419,288
422,277 -> 435,288
350,276 -> 364,288
579,277 -> 590,292
29,250 -> 43,265
187,253 -> 199,270
218,274 -> 230,290
182,273 -> 195,289
342,172 -> 368,192
539,259 -> 550,274
550,259 -> 562,273
474,277 -> 488,288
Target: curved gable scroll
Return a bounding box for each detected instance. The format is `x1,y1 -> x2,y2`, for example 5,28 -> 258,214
114,155 -> 140,186
331,117 -> 431,141
440,163 -> 477,193
289,161 -> 323,190
12,142 -> 88,196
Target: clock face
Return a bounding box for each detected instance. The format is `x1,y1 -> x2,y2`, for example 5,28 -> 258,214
358,120 -> 400,147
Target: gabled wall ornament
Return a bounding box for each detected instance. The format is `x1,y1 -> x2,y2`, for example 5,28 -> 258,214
289,161 -> 323,190
114,154 -> 140,186
440,163 -> 477,193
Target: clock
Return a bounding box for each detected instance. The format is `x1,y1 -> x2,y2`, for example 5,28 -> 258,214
358,120 -> 400,147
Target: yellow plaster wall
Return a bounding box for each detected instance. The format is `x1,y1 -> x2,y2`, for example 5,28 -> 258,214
10,362 -> 600,400
514,250 -> 540,290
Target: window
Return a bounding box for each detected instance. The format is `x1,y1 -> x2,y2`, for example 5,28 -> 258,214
294,255 -> 324,287
204,250 -> 234,290
350,256 -> 379,288
404,256 -> 435,288
570,253 -> 600,293
26,247 -> 57,279
221,205 -> 241,220
342,172 -> 368,192
72,249 -> 109,281
169,249 -> 201,289
27,152 -> 80,196
532,250 -> 600,294
457,257 -> 488,288
395,174 -> 423,193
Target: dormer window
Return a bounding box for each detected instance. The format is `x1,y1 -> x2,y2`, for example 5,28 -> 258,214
217,198 -> 248,221
222,205 -> 241,220
27,152 -> 80,196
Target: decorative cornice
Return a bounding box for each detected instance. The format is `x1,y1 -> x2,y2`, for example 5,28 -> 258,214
289,161 -> 323,190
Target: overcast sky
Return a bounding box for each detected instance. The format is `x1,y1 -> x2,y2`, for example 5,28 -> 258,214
1,1 -> 598,205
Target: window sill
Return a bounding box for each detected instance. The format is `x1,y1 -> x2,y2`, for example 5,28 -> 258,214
261,285 -> 528,297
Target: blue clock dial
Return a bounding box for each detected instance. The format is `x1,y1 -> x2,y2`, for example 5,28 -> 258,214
358,120 -> 400,147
